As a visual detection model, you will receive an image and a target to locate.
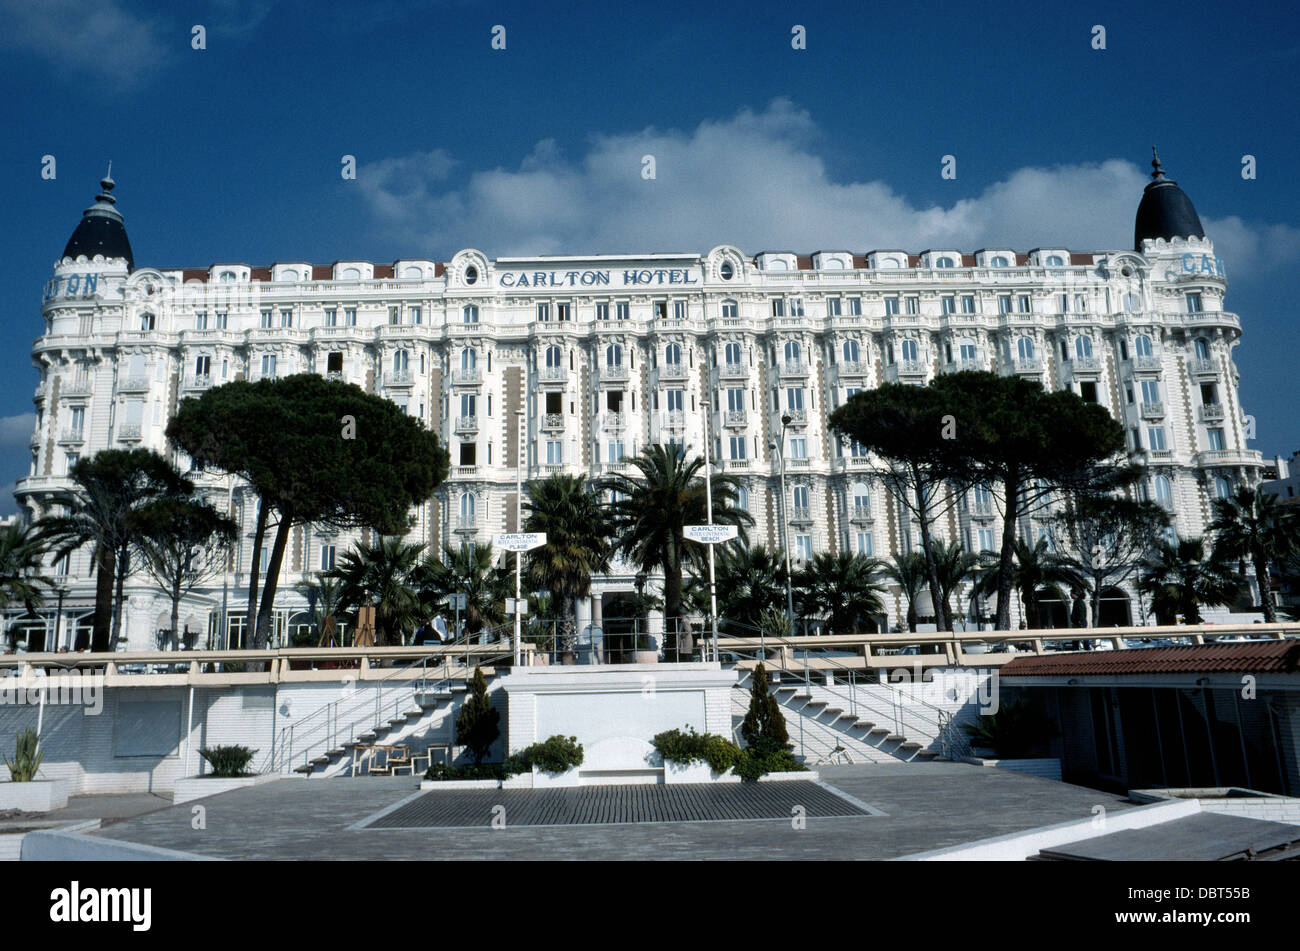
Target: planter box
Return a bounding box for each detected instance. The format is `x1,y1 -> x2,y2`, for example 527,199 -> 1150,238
662,762 -> 819,784
531,766 -> 582,788
0,779 -> 71,813
419,778 -> 502,790
173,773 -> 281,805
962,756 -> 1062,782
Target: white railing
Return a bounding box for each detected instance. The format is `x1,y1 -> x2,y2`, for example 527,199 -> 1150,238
385,369 -> 414,386
1139,401 -> 1165,419
778,360 -> 810,377
451,367 -> 481,385
1198,403 -> 1225,422
1190,358 -> 1216,375
539,366 -> 566,382
837,360 -> 870,376
656,364 -> 688,381
58,428 -> 85,443
454,416 -> 478,433
601,365 -> 629,381
717,363 -> 749,380
1131,354 -> 1161,371
183,375 -> 212,391
601,412 -> 626,432
118,424 -> 143,440
541,413 -> 564,431
660,411 -> 685,431
723,410 -> 747,428
118,376 -> 150,392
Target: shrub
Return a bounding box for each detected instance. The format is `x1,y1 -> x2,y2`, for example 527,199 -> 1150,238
652,727 -> 741,774
961,697 -> 1059,758
733,743 -> 806,782
505,735 -> 584,776
740,663 -> 790,750
3,728 -> 43,783
424,762 -> 506,782
199,745 -> 257,777
455,666 -> 500,765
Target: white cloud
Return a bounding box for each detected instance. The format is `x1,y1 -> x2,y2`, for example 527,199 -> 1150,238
0,414 -> 35,450
0,0 -> 171,89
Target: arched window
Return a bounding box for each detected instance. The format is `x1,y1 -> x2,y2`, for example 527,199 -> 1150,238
792,485 -> 809,510
341,267 -> 360,281
1215,477 -> 1232,499
462,304 -> 478,324
1017,337 -> 1035,360
393,350 -> 409,372
851,482 -> 870,510
218,271 -> 236,283
1075,336 -> 1093,359
901,339 -> 918,362
1194,338 -> 1210,360
783,340 -> 801,363
721,299 -> 738,318
880,258 -> 901,268
733,486 -> 749,510
1123,292 -> 1140,312
664,343 -> 682,366
990,256 -> 1009,267
1046,255 -> 1064,266
724,342 -> 742,366
1134,334 -> 1153,357
935,256 -> 955,268
139,312 -> 155,331
461,349 -> 477,370
843,339 -> 860,363
1155,476 -> 1173,510
606,344 -> 623,367
459,493 -> 475,522
544,346 -> 561,368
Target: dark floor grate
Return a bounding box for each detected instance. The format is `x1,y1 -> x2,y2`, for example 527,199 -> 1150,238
364,781 -> 870,829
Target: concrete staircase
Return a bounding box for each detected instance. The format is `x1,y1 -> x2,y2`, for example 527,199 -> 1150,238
731,671 -> 969,765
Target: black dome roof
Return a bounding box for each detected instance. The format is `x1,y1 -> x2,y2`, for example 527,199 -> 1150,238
1134,149 -> 1205,250
62,171 -> 133,269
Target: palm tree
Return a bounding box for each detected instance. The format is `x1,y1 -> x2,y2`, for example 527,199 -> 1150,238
602,445 -> 752,651
419,542 -> 512,641
795,551 -> 886,635
697,543 -> 788,632
1208,485 -> 1299,623
293,574 -> 345,646
975,537 -> 1082,629
1139,536 -> 1242,626
930,539 -> 980,632
330,536 -> 425,646
883,551 -> 928,632
39,449 -> 191,651
0,523 -> 51,651
523,474 -> 613,657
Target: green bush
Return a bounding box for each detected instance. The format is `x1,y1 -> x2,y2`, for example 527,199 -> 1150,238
505,735 -> 584,776
3,728 -> 43,783
424,762 -> 506,782
652,727 -> 741,774
455,667 -> 500,765
733,739 -> 806,782
198,745 -> 257,777
740,662 -> 790,750
961,697 -> 1059,758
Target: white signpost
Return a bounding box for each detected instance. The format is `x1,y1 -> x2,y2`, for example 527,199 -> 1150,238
497,533 -> 546,664
684,525 -> 738,545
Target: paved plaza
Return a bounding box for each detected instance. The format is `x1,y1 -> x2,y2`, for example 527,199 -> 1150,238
67,763 -> 1136,860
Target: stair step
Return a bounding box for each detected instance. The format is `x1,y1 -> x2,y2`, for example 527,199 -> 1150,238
853,722 -> 875,730
885,735 -> 905,743
821,707 -> 843,716
326,749 -> 345,758
775,686 -> 799,693
868,727 -> 890,735
405,710 -> 423,717
802,699 -> 827,707
915,750 -> 939,760
293,764 -> 315,774
898,741 -> 921,750
358,732 -> 377,741
311,756 -> 330,765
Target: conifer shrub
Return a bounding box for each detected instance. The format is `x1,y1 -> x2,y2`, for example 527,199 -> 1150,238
455,666 -> 500,765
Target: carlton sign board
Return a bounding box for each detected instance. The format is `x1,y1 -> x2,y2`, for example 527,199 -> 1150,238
494,532 -> 547,552
683,525 -> 738,544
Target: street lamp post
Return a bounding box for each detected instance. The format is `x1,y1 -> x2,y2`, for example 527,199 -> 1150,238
703,405 -> 718,662
513,408 -> 526,666
771,414 -> 795,628
220,476 -> 236,651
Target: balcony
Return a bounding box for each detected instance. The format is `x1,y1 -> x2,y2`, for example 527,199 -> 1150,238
1189,358 -> 1217,378
451,367 -> 481,385
60,379 -> 92,398
849,505 -> 873,523
789,506 -> 813,524
1005,357 -> 1043,377
782,408 -> 808,427
118,376 -> 150,393
1198,403 -> 1225,423
655,364 -> 688,382
777,360 -> 810,379
944,357 -> 984,374
600,412 -> 627,433
118,424 -> 143,441
885,360 -> 927,383
1130,354 -> 1162,372
723,410 -> 747,428
450,466 -> 479,479
454,416 -> 479,434
384,369 -> 414,387
969,503 -> 996,520
1194,449 -> 1263,468
836,361 -> 871,378
600,365 -> 630,382
541,413 -> 564,432
183,375 -> 213,392
325,371 -> 345,383
660,411 -> 685,432
539,366 -> 567,383
1139,401 -> 1165,420
717,363 -> 749,381
57,428 -> 85,444
453,516 -> 479,534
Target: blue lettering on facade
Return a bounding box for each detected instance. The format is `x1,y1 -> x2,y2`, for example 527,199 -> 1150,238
83,273 -> 97,295
499,272 -> 515,287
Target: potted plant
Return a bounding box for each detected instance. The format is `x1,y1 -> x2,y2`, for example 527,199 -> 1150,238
174,744 -> 269,804
0,728 -> 70,812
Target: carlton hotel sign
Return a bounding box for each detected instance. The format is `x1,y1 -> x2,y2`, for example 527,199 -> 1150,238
497,266 -> 702,289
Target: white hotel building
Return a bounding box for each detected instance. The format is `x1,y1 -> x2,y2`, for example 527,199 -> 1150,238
14,155 -> 1264,650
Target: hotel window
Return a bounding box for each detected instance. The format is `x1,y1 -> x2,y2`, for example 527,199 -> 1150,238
673,301 -> 686,319
462,304 -> 478,324
1186,293 -> 1203,313
885,297 -> 900,316
411,306 -> 422,324
724,343 -> 743,366
195,355 -> 211,377
795,535 -> 812,561
616,302 -> 629,321
596,303 -> 609,321
1194,338 -> 1210,360
325,308 -> 337,327
1140,380 -> 1160,404
734,487 -> 748,510
607,439 -> 625,463
459,393 -> 476,418
345,307 -> 357,326
729,436 -> 746,460
1017,295 -> 1030,313
261,354 -> 277,378
789,437 -> 808,459
852,483 -> 870,509
849,439 -> 868,458
664,343 -> 682,366
961,296 -> 975,314
388,306 -> 400,325
1215,476 -> 1232,499
65,452 -> 79,475
320,544 -> 336,571
1075,336 -> 1093,359
606,344 -> 623,367
790,299 -> 805,317
998,295 -> 1012,314
1147,426 -> 1167,451
726,388 -> 744,412
990,256 -> 1009,267
545,392 -> 562,415
69,406 -> 84,434
327,352 -> 343,374
959,343 -> 977,362
536,303 -> 550,322
1155,476 -> 1173,510
459,443 -> 476,466
666,390 -> 683,412
848,297 -> 862,316
1135,334 -> 1153,358
905,297 -> 919,315
543,346 -> 561,369
786,388 -> 804,411
557,303 -> 571,322
783,341 -> 801,366
1123,293 -> 1140,312
1046,255 -> 1064,267
935,256 -> 955,268
771,299 -> 785,317
140,312 -> 155,331
216,312 -> 228,329
792,485 -> 810,511
195,311 -> 208,330
281,308 -> 293,328
843,339 -> 860,362
653,301 -> 668,320
941,296 -> 956,315
1074,294 -> 1086,313
900,339 -> 918,362
393,350 -> 409,373
260,549 -> 270,572
854,532 -> 874,556
977,529 -> 995,552
1207,427 -> 1226,451
827,297 -> 842,317
1058,294 -> 1069,313
260,309 -> 272,329
1017,337 -> 1035,360
546,441 -> 562,464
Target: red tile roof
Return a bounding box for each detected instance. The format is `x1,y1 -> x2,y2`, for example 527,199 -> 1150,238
373,264 -> 395,279
1070,252 -> 1095,266
311,265 -> 333,280
1000,641 -> 1300,677
248,266 -> 272,282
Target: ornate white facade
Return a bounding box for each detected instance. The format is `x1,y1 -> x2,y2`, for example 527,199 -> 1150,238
14,168 -> 1264,650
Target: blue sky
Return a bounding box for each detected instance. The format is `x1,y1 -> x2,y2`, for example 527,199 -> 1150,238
2,0 -> 1298,511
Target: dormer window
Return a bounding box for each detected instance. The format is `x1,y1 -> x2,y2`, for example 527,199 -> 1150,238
139,312 -> 155,331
